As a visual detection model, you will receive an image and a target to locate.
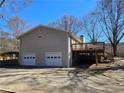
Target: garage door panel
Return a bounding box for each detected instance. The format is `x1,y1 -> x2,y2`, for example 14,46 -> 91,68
22,53 -> 36,66
45,52 -> 62,66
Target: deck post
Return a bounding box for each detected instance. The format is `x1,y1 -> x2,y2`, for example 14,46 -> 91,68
75,52 -> 78,62
95,51 -> 98,66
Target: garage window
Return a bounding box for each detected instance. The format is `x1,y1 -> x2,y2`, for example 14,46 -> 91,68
58,56 -> 61,59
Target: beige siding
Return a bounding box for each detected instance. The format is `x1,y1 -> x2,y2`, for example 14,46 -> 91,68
19,27 -> 69,67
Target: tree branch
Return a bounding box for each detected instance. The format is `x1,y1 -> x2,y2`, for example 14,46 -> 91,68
0,0 -> 5,7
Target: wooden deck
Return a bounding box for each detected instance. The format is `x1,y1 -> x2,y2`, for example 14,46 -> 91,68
72,42 -> 105,66
72,42 -> 105,52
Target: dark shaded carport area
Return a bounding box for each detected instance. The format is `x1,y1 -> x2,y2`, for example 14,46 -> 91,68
72,53 -> 95,66
0,51 -> 19,66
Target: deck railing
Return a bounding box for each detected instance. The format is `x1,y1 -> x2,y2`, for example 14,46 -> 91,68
72,42 -> 105,51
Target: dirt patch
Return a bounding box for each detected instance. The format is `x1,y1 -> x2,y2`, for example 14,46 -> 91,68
0,90 -> 15,93
0,60 -> 124,93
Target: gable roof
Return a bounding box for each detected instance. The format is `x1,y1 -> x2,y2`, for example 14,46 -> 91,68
17,24 -> 82,43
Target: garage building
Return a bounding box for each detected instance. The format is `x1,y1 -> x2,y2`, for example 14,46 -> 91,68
18,25 -> 82,67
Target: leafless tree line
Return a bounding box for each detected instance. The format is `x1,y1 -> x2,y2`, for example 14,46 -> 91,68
0,0 -> 31,52
48,0 -> 124,56
48,13 -> 103,43
98,0 -> 124,56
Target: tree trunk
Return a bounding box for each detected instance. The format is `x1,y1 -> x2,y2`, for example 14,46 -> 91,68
112,45 -> 117,57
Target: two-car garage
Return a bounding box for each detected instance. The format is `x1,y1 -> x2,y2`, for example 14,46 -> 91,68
18,25 -> 74,67
21,52 -> 62,67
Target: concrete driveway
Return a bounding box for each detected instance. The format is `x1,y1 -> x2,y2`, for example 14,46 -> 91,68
0,61 -> 124,93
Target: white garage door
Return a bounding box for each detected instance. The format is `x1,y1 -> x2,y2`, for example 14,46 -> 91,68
22,53 -> 36,66
45,52 -> 62,66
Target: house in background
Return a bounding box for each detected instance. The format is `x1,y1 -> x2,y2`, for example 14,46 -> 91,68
18,25 -> 83,67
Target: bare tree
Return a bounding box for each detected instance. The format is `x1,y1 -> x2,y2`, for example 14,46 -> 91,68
0,0 -> 32,27
7,16 -> 27,38
0,0 -> 32,51
81,11 -> 102,43
48,15 -> 83,34
7,16 -> 28,50
0,30 -> 10,52
0,0 -> 5,7
98,0 -> 124,56
0,0 -> 31,9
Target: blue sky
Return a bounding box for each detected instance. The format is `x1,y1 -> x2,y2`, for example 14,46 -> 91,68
18,0 -> 108,42
3,0 -> 123,43
19,0 -> 98,25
